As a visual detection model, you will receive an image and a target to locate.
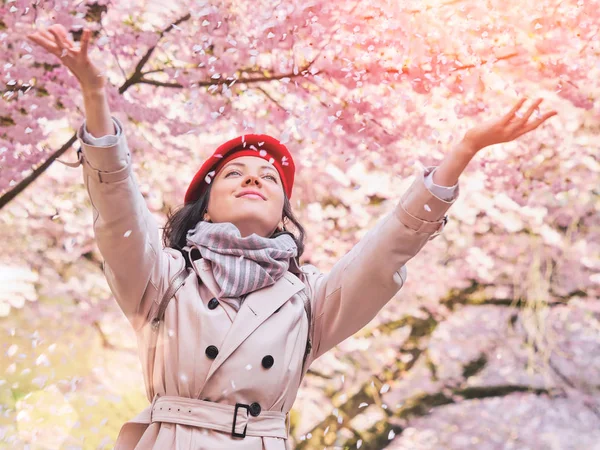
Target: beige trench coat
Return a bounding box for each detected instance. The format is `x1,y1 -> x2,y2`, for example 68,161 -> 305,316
61,117 -> 458,449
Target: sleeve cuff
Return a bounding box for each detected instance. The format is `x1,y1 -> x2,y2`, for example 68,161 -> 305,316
394,165 -> 459,234
80,117 -> 121,147
77,116 -> 130,172
424,167 -> 459,202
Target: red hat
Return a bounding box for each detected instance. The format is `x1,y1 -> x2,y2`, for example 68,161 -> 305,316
184,134 -> 295,204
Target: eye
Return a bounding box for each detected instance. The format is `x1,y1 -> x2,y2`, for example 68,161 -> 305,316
225,170 -> 278,182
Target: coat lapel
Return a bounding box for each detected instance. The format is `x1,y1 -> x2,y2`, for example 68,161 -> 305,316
202,266 -> 305,385
193,258 -> 221,299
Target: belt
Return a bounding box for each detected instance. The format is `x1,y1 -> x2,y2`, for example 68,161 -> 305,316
150,395 -> 289,439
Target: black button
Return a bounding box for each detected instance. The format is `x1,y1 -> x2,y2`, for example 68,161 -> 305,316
249,402 -> 261,417
205,345 -> 218,359
208,298 -> 219,310
262,355 -> 274,369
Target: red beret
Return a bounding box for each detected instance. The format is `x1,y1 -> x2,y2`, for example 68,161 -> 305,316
184,134 -> 295,204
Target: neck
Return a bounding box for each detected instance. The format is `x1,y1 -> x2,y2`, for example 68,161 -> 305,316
231,221 -> 276,239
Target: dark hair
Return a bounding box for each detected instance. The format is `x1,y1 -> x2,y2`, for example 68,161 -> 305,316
161,181 -> 306,267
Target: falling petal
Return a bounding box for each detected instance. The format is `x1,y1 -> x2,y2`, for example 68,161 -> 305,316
35,354 -> 50,366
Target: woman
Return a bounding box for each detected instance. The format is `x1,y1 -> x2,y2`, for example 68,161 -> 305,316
28,25 -> 556,449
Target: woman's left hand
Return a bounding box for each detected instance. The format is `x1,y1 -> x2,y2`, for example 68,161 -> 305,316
461,98 -> 557,155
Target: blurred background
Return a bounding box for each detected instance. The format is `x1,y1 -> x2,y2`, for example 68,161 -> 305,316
0,0 -> 599,448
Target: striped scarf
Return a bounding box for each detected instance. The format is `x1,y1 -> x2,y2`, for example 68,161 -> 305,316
186,221 -> 298,311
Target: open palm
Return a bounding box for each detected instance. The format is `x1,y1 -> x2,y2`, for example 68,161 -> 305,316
464,98 -> 557,152
26,25 -> 106,91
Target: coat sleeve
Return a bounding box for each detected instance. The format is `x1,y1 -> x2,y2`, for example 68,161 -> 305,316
69,116 -> 184,331
300,165 -> 459,362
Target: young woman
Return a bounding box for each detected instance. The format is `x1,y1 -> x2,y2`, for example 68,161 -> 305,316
29,25 -> 556,449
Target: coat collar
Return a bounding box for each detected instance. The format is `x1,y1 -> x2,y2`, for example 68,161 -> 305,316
193,258 -> 305,385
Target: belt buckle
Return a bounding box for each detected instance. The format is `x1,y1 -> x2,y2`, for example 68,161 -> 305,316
232,403 -> 249,438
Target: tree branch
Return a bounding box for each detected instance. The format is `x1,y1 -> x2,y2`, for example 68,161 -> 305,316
295,277 -> 587,448
0,13 -> 191,209
138,66 -> 314,89
340,384 -> 554,450
294,311 -> 438,449
0,138 -> 76,209
119,12 -> 192,94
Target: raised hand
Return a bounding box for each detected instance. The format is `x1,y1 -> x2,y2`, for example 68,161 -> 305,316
26,25 -> 106,92
463,98 -> 558,154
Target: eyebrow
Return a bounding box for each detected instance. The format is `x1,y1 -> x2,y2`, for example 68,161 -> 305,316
222,161 -> 278,175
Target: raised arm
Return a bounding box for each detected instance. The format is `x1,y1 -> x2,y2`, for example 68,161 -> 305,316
30,25 -> 184,330
301,164 -> 458,362
73,112 -> 185,331
300,97 -> 557,363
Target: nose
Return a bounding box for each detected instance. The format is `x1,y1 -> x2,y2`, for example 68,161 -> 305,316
243,175 -> 261,187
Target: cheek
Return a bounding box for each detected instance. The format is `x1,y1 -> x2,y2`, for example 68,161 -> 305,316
206,183 -> 233,210
272,196 -> 285,214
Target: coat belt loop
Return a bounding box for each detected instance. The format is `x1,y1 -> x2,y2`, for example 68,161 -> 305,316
56,148 -> 83,168
150,393 -> 160,422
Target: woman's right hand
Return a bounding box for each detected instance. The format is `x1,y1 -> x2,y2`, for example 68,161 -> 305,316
27,25 -> 107,92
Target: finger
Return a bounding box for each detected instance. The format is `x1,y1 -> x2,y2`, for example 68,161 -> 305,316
514,98 -> 544,127
47,28 -> 64,50
500,98 -> 527,125
26,33 -> 61,54
48,27 -> 73,51
49,24 -> 74,47
38,29 -> 56,41
515,111 -> 557,136
30,30 -> 52,44
38,30 -> 64,49
80,29 -> 90,56
48,29 -> 77,59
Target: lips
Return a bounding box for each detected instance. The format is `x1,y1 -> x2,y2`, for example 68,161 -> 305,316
236,190 -> 266,200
